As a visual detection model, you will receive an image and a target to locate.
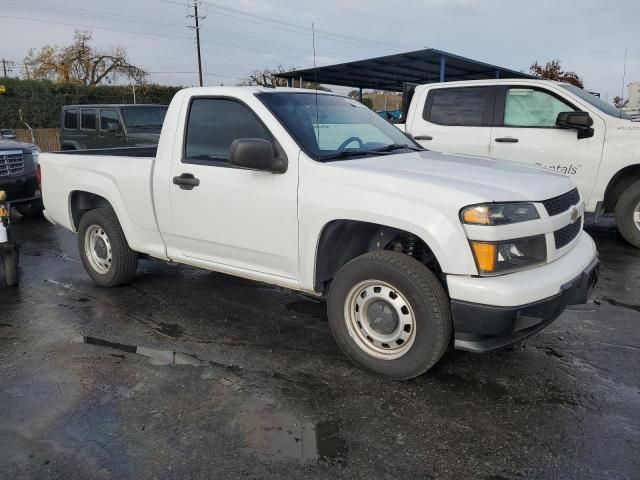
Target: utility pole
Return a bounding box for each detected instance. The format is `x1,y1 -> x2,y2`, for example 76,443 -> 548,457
187,1 -> 204,87
2,59 -> 6,78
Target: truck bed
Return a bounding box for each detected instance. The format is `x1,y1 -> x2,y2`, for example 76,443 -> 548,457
56,146 -> 157,157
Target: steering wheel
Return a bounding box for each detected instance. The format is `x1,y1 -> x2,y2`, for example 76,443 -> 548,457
338,136 -> 364,150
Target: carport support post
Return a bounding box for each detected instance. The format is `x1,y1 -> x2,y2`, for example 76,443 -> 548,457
287,77 -> 293,87
358,87 -> 363,102
439,55 -> 446,82
496,70 -> 500,79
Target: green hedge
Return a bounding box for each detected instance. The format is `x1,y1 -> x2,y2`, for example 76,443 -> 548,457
0,78 -> 181,129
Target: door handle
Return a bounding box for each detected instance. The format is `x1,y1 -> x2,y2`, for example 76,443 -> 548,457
173,173 -> 200,190
494,137 -> 519,143
413,135 -> 433,141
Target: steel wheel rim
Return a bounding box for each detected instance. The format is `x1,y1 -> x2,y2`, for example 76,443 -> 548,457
344,280 -> 416,360
634,201 -> 640,231
84,224 -> 112,275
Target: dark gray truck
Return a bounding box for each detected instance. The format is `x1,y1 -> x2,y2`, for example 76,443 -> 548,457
0,139 -> 43,216
60,104 -> 168,151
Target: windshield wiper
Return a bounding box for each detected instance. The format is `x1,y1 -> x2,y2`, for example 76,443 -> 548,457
370,143 -> 424,153
320,149 -> 391,161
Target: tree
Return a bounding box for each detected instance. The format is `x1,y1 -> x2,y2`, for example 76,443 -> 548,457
613,96 -> 629,109
24,30 -> 146,86
238,65 -> 329,91
529,59 -> 584,88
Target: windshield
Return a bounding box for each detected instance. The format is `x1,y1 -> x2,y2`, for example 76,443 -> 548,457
120,106 -> 168,132
560,84 -> 631,120
258,92 -> 421,161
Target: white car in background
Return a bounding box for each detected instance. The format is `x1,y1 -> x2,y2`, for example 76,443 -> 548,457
402,79 -> 640,248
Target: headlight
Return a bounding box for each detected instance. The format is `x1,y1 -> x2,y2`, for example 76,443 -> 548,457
461,203 -> 539,225
31,147 -> 40,164
469,235 -> 547,275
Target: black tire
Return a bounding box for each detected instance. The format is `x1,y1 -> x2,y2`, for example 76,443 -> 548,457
615,180 -> 640,249
78,207 -> 138,287
2,251 -> 18,286
327,251 -> 452,380
16,200 -> 44,218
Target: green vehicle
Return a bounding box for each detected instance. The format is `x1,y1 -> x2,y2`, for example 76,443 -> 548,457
59,104 -> 168,151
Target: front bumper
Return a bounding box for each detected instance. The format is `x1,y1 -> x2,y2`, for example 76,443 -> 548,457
449,235 -> 599,352
0,174 -> 40,204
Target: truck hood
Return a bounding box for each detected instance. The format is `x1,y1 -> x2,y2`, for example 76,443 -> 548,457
333,150 -> 575,203
0,139 -> 38,151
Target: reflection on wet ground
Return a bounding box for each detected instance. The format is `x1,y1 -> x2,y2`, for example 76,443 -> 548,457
78,336 -> 205,366
0,216 -> 639,479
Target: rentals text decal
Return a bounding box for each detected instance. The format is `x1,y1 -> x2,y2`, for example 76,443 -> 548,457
536,163 -> 579,175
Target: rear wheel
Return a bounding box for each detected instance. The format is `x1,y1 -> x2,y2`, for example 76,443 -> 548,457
78,208 -> 138,287
615,180 -> 640,249
2,251 -> 18,286
327,251 -> 451,380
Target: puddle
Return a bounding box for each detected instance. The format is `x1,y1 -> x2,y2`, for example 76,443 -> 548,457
600,297 -> 640,314
77,336 -> 205,366
156,322 -> 184,339
236,400 -> 347,463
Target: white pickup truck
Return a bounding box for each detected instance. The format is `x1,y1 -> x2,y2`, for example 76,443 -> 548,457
402,79 -> 640,248
40,87 -> 598,379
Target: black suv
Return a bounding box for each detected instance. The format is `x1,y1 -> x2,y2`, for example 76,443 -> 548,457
59,104 -> 168,150
0,139 -> 43,216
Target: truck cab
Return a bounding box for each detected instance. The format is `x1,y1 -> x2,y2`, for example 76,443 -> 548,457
60,104 -> 168,151
404,79 -> 640,248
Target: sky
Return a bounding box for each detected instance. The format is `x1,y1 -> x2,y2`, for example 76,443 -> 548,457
0,0 -> 638,102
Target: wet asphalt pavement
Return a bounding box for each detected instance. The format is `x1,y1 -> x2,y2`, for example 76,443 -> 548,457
0,215 -> 639,480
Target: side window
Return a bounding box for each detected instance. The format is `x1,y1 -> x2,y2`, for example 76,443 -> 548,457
184,98 -> 271,163
504,88 -> 575,127
425,87 -> 492,126
81,109 -> 97,130
100,110 -> 120,131
64,109 -> 78,129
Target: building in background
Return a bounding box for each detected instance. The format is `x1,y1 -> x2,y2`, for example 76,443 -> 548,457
624,82 -> 640,120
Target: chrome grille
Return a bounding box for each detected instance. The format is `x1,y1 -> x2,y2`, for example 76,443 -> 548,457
543,188 -> 580,216
0,150 -> 25,178
554,217 -> 582,249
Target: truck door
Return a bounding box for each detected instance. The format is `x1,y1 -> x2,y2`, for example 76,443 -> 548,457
490,86 -> 604,202
409,86 -> 495,157
80,108 -> 98,149
166,97 -> 299,280
98,109 -> 125,149
61,108 -> 84,150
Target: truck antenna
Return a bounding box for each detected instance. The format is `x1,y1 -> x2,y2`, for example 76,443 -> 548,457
619,46 -> 628,118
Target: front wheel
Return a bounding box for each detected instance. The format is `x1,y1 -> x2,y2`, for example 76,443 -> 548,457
327,251 -> 452,380
78,208 -> 138,287
615,180 -> 640,249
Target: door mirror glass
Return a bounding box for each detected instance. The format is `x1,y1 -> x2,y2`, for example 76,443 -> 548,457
230,138 -> 287,173
556,111 -> 594,139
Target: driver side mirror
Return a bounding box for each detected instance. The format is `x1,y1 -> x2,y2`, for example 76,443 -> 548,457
230,138 -> 287,174
556,111 -> 594,139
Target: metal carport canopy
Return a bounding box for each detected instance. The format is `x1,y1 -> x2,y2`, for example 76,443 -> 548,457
275,48 -> 533,92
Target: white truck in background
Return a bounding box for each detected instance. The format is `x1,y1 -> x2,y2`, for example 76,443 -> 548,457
40,87 -> 598,379
402,79 -> 640,248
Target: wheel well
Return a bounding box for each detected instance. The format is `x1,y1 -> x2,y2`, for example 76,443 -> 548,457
314,220 -> 443,293
60,143 -> 77,151
70,191 -> 113,230
603,165 -> 640,213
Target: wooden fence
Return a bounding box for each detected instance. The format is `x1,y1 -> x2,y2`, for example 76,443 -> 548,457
14,129 -> 60,152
